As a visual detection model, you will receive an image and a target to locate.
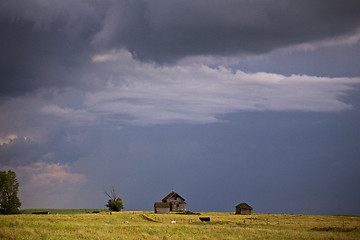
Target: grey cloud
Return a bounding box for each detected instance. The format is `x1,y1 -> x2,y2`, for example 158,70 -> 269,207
0,0 -> 102,96
93,0 -> 360,62
42,52 -> 360,125
0,136 -> 39,165
1,0 -> 360,97
0,90 -> 100,166
0,124 -> 101,167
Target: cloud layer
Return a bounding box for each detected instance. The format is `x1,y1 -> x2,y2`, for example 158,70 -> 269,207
47,49 -> 360,125
1,0 -> 360,96
92,0 -> 360,62
0,48 -> 358,131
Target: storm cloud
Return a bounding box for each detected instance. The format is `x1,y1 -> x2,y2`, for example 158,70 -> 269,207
1,0 -> 360,214
92,0 -> 360,61
1,0 -> 360,96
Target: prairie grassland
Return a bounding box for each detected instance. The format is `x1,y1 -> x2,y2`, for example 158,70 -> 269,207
1,211 -> 359,239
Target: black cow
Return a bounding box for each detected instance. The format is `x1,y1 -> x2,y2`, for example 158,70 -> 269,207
199,217 -> 210,222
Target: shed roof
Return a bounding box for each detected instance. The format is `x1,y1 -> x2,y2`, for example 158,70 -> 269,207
154,202 -> 171,208
236,203 -> 253,210
162,191 -> 186,202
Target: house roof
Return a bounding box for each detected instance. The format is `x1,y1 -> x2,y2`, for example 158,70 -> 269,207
236,203 -> 253,210
162,191 -> 186,202
154,202 -> 171,208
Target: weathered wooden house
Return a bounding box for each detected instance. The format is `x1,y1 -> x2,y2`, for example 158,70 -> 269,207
235,203 -> 253,215
154,191 -> 186,213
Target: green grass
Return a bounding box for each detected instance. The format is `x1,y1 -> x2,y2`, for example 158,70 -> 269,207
1,211 -> 360,239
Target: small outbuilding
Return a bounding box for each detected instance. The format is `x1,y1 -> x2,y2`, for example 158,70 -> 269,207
235,203 -> 253,215
154,202 -> 171,214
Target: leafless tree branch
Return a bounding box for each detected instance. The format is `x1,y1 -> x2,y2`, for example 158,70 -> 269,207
104,186 -> 117,201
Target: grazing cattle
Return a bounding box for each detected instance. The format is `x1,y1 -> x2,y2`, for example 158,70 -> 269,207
199,217 -> 210,222
171,221 -> 176,224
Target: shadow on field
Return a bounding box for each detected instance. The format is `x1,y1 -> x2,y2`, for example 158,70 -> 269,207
311,227 -> 360,232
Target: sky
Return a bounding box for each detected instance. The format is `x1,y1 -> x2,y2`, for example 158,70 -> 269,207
1,0 -> 360,215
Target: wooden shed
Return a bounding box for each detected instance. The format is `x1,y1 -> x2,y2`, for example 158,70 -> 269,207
235,203 -> 253,215
154,202 -> 170,214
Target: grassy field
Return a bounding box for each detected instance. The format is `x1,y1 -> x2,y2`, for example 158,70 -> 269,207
1,211 -> 360,239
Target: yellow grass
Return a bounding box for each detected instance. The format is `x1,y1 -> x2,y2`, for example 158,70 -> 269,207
1,211 -> 359,239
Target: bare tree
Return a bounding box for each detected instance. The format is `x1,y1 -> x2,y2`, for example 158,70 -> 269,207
104,186 -> 117,202
104,186 -> 123,211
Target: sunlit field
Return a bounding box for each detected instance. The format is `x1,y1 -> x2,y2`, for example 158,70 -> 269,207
1,211 -> 359,239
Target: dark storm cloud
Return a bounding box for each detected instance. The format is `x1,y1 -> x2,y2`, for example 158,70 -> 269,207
1,0 -> 360,96
0,0 -> 103,96
92,0 -> 360,62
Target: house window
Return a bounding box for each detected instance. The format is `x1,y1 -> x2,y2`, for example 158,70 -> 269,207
174,197 -> 177,200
